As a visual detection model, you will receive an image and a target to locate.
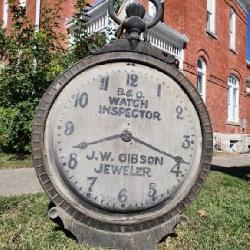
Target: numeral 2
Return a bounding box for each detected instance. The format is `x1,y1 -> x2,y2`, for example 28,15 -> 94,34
176,106 -> 184,120
100,76 -> 109,91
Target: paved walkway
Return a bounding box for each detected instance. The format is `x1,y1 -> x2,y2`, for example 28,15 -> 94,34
0,168 -> 43,196
0,154 -> 249,197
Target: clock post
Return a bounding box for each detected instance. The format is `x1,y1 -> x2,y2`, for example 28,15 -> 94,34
32,0 -> 213,249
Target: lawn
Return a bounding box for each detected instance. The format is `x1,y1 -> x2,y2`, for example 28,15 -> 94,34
0,170 -> 249,250
0,153 -> 32,169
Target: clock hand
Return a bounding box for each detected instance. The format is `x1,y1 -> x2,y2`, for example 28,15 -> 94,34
73,134 -> 121,149
130,135 -> 190,165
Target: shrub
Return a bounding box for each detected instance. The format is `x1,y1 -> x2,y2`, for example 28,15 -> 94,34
0,102 -> 36,152
0,0 -> 107,153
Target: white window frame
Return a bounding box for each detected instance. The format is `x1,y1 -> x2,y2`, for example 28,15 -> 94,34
35,0 -> 41,30
19,0 -> 27,7
2,0 -> 9,28
228,75 -> 239,123
229,9 -> 236,50
197,58 -> 207,102
207,0 -> 216,34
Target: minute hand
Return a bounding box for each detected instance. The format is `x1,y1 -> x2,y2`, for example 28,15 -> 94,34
131,135 -> 190,165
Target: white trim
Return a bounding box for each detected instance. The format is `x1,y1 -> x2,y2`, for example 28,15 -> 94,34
2,0 -> 8,28
197,58 -> 207,102
207,0 -> 216,34
229,9 -> 236,51
228,75 -> 239,123
35,0 -> 41,30
19,0 -> 27,7
66,0 -> 187,69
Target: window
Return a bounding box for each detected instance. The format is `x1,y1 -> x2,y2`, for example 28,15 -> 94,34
35,0 -> 41,29
229,9 -> 236,50
228,75 -> 239,122
197,58 -> 207,101
207,0 -> 216,33
2,0 -> 8,27
19,0 -> 27,7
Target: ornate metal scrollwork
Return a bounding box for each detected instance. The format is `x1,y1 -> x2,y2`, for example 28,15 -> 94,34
108,0 -> 163,40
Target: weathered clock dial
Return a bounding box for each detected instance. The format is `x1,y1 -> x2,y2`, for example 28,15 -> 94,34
45,62 -> 202,212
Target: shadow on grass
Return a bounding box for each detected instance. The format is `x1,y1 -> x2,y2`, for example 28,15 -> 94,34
48,202 -> 78,242
8,154 -> 30,161
211,164 -> 250,181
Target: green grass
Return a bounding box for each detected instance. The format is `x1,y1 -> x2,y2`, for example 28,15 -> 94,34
0,171 -> 249,250
0,153 -> 32,169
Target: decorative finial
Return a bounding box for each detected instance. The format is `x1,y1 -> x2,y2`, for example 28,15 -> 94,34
108,0 -> 163,42
125,2 -> 145,18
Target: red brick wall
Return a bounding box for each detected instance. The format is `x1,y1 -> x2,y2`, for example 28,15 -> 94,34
164,0 -> 250,134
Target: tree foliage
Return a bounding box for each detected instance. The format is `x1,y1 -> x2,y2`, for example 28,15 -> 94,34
0,0 -> 106,153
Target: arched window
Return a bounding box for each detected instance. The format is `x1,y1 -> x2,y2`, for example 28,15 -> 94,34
197,58 -> 207,101
228,75 -> 239,122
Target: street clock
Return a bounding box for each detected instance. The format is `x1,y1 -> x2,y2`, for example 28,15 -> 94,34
32,1 -> 213,249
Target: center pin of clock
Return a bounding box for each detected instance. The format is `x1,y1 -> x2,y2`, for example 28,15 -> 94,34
121,130 -> 132,142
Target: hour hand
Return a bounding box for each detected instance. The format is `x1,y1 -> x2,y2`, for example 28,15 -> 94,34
73,142 -> 88,150
73,134 -> 121,150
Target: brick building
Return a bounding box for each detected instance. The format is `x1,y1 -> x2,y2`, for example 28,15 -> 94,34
1,0 -> 250,152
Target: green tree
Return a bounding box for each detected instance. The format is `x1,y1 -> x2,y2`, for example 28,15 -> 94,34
0,0 -> 106,153
66,0 -> 106,64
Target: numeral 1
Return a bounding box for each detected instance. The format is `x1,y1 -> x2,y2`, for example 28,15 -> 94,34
100,76 -> 109,91
157,84 -> 161,97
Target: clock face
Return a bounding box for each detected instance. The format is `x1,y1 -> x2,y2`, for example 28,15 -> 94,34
45,62 -> 202,212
